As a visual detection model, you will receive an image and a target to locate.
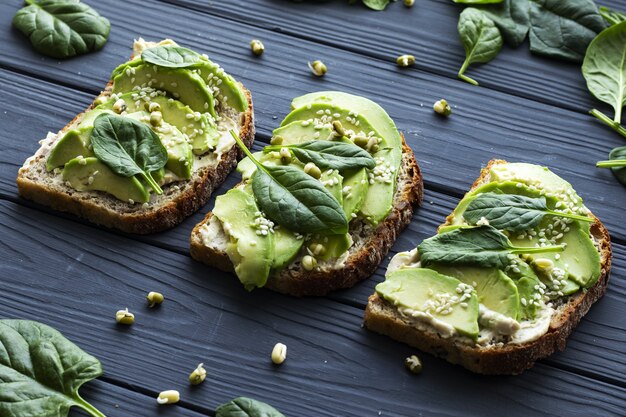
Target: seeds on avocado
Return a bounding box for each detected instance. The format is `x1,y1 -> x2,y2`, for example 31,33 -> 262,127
332,120 -> 346,137
353,135 -> 370,149
115,308 -> 134,325
404,355 -> 422,374
146,291 -> 164,308
279,147 -> 292,164
189,363 -> 207,385
308,60 -> 327,77
148,102 -> 161,113
270,135 -> 284,145
533,258 -> 554,271
404,0 -> 415,7
157,390 -> 180,405
250,39 -> 265,56
271,342 -> 287,365
150,111 -> 163,126
308,243 -> 326,257
433,99 -> 452,116
112,99 -> 127,114
304,162 -> 322,179
302,255 -> 317,271
396,54 -> 415,67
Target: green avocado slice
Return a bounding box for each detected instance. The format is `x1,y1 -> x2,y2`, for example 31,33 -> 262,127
112,64 -> 215,116
376,268 -> 480,339
63,157 -> 149,203
213,188 -> 275,291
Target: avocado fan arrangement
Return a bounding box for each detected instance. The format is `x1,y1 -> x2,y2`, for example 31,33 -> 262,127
17,39 -> 254,234
190,91 -> 422,295
365,161 -> 611,374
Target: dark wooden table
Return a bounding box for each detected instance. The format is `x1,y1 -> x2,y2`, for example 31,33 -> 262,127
1,0 -> 626,416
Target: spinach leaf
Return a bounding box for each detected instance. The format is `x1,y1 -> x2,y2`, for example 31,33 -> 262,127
141,45 -> 201,68
464,192 -> 593,231
582,22 -> 626,124
599,6 -> 626,26
12,0 -> 110,59
231,131 -> 348,235
362,0 -> 391,11
91,113 -> 167,194
528,0 -> 607,62
418,225 -> 564,269
474,0 -> 530,46
264,141 -> 376,171
589,109 -> 626,138
597,146 -> 626,186
0,320 -> 106,417
457,8 -> 503,85
216,397 -> 284,417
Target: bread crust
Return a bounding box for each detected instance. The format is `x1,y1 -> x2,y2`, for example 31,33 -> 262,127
190,135 -> 424,296
363,159 -> 612,375
16,48 -> 254,234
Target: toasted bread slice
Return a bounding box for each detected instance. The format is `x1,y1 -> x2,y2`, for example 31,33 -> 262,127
364,159 -> 612,375
190,136 -> 423,296
16,40 -> 254,234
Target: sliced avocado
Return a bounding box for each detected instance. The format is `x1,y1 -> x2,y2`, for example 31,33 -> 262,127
281,99 -> 402,226
376,268 -> 480,339
307,233 -> 352,261
96,93 -> 219,155
272,120 -> 334,145
122,112 -> 193,180
63,157 -> 149,203
510,221 -> 600,288
428,265 -> 520,320
47,129 -> 94,170
320,169 -> 343,208
196,56 -> 248,112
341,168 -> 369,218
500,261 -> 544,320
489,163 -> 585,211
112,64 -> 215,116
291,91 -> 402,150
213,188 -> 274,290
272,226 -> 304,270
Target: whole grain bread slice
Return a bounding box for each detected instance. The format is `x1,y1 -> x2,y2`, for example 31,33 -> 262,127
364,159 -> 612,375
190,136 -> 423,296
16,41 -> 254,234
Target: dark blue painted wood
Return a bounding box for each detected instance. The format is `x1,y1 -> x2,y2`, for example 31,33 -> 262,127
1,200 -> 625,417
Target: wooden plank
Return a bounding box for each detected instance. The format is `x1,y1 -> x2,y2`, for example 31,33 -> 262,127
1,199 -> 625,416
159,0 -> 626,113
1,14 -> 626,243
75,380 -> 209,417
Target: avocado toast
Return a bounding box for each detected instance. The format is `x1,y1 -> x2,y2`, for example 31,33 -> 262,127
364,159 -> 611,374
190,91 -> 423,296
17,39 -> 254,234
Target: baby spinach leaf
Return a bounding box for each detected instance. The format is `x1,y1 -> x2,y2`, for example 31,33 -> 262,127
457,8 -> 503,85
264,141 -> 376,171
597,146 -> 626,186
216,397 -> 284,417
0,320 -> 106,417
582,21 -> 626,124
12,0 -> 110,59
418,225 -> 564,269
231,131 -> 348,235
474,0 -> 530,46
599,6 -> 626,26
362,0 -> 391,11
91,113 -> 167,194
464,192 -> 593,231
528,0 -> 606,62
141,45 -> 201,68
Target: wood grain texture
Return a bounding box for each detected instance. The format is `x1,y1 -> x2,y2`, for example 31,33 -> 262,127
159,0 -> 626,113
1,200 -> 625,417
